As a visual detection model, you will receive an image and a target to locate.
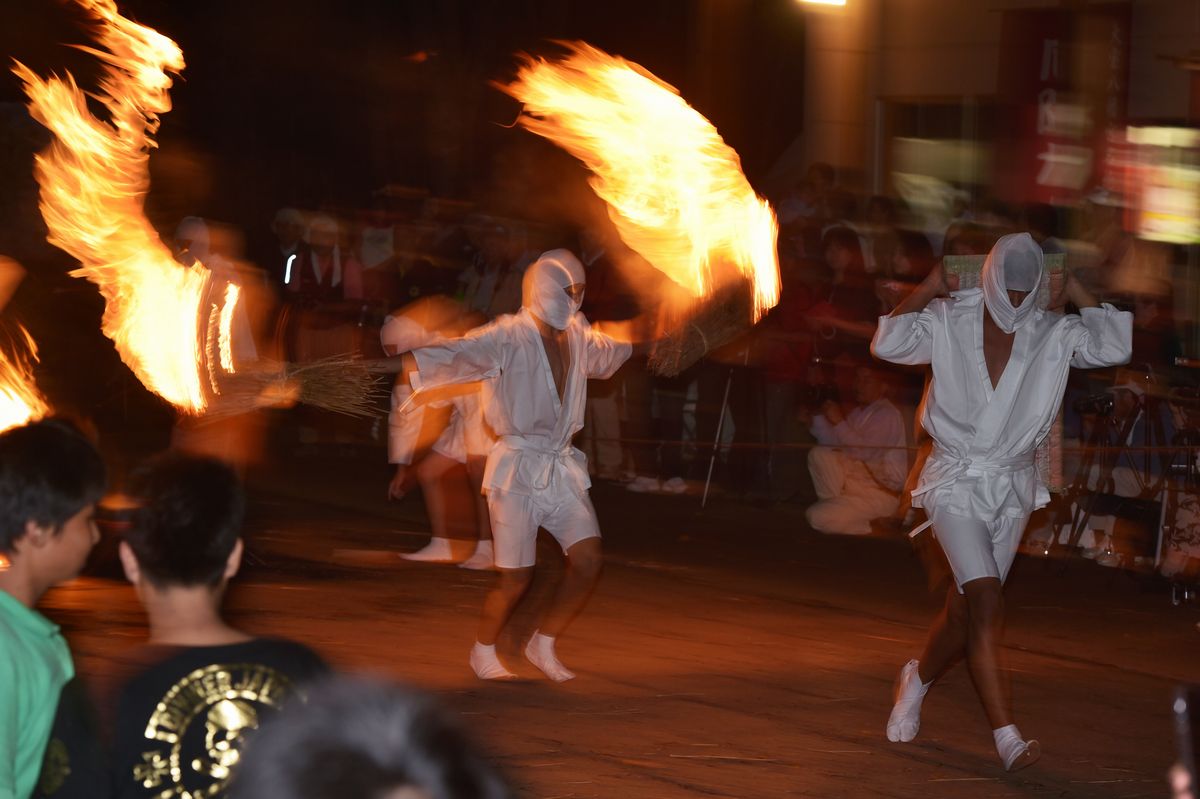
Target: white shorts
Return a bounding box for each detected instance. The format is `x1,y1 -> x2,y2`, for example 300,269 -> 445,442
930,506 -> 1030,592
487,489 -> 601,569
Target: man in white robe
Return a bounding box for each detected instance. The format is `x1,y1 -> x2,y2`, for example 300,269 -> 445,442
872,233 -> 1131,771
805,365 -> 908,536
381,304 -> 495,569
398,250 -> 633,681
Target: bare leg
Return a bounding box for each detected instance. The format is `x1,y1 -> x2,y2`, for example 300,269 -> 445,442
416,452 -> 458,539
539,537 -> 603,637
916,585 -> 969,683
466,456 -> 492,542
476,567 -> 533,646
961,576 -> 1011,728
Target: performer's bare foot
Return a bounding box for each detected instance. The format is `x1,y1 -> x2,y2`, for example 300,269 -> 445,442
886,659 -> 930,742
469,642 -> 517,680
994,725 -> 1041,771
524,631 -> 576,682
458,540 -> 495,571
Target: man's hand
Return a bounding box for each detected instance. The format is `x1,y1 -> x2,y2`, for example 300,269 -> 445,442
388,465 -> 410,500
821,399 -> 845,425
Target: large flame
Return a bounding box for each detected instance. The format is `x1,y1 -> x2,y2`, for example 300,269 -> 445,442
14,0 -> 225,413
502,42 -> 780,319
0,326 -> 50,433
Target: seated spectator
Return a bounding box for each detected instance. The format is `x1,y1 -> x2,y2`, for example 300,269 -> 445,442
231,676 -> 513,799
804,366 -> 907,535
1057,373 -> 1176,566
110,454 -> 328,799
0,419 -> 108,799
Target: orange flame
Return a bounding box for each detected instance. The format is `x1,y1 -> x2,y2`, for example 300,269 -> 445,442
14,0 -> 235,414
0,326 -> 50,433
502,42 -> 780,320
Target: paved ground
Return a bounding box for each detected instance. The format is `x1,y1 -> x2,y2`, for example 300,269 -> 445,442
41,445 -> 1200,798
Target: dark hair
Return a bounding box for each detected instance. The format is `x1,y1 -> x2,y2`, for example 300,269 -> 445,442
822,226 -> 865,268
0,418 -> 106,552
806,161 -> 835,185
867,195 -> 896,223
125,453 -> 244,588
1023,202 -> 1058,239
895,230 -> 935,278
231,677 -> 514,799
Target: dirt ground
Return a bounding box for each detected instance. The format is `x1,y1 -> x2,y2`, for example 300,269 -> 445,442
43,447 -> 1200,798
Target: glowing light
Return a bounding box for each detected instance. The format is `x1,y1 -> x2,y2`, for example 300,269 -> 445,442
284,254 -> 296,286
501,42 -> 780,320
14,0 -> 229,414
218,284 -> 240,373
0,325 -> 50,433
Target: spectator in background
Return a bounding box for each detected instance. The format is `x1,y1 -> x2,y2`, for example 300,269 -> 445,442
0,419 -> 107,799
286,214 -> 364,308
110,454 -> 327,799
284,214 -> 367,368
864,195 -> 900,275
760,252 -> 818,503
579,226 -> 640,485
231,676 -> 513,799
1022,202 -> 1066,255
269,208 -> 309,290
803,365 -> 907,535
807,226 -> 879,401
458,221 -> 512,317
1130,282 -> 1182,375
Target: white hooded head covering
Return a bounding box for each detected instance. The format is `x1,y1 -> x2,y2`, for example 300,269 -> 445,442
981,232 -> 1043,333
523,249 -> 586,330
175,216 -> 211,261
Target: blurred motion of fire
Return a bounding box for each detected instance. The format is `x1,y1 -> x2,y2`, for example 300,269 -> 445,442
13,0 -> 215,413
0,325 -> 50,433
500,42 -> 780,322
15,0 -> 382,419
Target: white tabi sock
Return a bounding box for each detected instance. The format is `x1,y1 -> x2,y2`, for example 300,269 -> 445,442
469,642 -> 516,680
886,659 -> 931,743
993,724 -> 1041,771
401,537 -> 456,562
524,631 -> 576,682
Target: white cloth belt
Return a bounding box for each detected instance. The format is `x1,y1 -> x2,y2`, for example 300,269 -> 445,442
501,434 -> 574,491
907,452 -> 1034,539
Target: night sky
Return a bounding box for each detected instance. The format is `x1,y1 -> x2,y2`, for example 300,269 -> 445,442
0,0 -> 805,442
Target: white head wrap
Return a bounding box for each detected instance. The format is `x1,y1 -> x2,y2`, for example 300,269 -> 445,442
175,216 -> 211,260
522,249 -> 586,330
981,232 -> 1043,333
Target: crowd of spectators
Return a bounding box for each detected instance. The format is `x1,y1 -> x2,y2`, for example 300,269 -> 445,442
168,168 -> 1200,578
0,418 -> 513,799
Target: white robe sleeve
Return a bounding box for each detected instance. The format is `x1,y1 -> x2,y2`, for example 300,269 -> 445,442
411,322 -> 505,392
810,414 -> 838,445
584,326 -> 632,379
1065,304 -> 1133,369
872,309 -> 935,365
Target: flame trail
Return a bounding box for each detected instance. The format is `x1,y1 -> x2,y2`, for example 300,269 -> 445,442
501,42 -> 779,320
0,326 -> 50,433
14,0 -> 231,413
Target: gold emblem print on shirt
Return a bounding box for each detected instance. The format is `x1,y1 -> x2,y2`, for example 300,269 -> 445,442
134,662 -> 295,797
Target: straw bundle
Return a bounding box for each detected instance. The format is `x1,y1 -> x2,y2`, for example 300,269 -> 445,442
648,280 -> 754,377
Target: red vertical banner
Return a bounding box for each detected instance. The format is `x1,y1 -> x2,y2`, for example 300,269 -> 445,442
996,4 -> 1131,206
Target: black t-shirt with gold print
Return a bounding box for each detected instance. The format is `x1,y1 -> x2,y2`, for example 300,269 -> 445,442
110,638 -> 328,799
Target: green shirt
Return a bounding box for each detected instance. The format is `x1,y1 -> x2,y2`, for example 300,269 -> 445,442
0,589 -> 74,799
